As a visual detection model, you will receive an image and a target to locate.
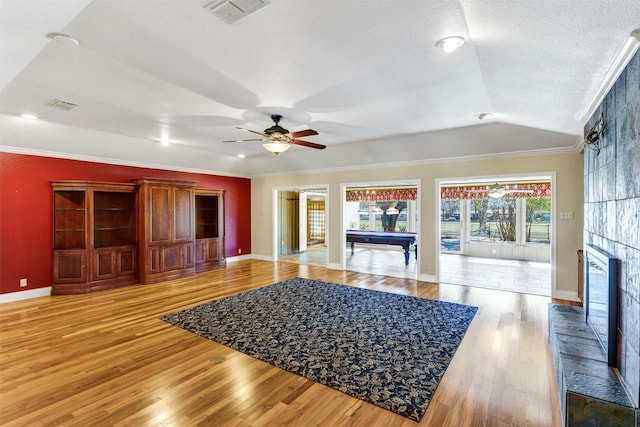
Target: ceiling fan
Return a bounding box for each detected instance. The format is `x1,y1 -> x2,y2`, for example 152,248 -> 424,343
471,183 -> 534,199
224,115 -> 326,155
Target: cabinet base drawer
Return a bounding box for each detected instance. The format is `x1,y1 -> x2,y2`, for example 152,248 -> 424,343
142,267 -> 196,285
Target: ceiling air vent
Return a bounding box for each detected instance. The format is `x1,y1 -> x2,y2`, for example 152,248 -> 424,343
47,99 -> 77,111
202,0 -> 269,24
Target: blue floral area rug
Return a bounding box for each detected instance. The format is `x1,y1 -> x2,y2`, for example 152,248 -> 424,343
161,278 -> 478,421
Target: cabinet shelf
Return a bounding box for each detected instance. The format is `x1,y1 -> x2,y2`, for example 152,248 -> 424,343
53,189 -> 86,250
51,181 -> 138,294
195,193 -> 222,239
93,191 -> 136,248
195,189 -> 225,272
94,226 -> 134,231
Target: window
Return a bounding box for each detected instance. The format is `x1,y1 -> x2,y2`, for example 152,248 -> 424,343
525,197 -> 551,244
468,198 -> 516,243
440,199 -> 461,251
348,200 -> 413,232
440,180 -> 551,254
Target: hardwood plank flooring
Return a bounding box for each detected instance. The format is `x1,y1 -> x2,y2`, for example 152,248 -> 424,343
0,260 -> 562,426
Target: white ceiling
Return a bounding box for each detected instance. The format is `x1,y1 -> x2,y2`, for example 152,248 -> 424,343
1,0 -> 639,177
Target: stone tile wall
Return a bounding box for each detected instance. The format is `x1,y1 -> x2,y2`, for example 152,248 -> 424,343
584,48 -> 640,407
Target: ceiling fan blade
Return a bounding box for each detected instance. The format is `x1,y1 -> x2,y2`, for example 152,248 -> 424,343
291,139 -> 326,150
289,129 -> 319,138
236,127 -> 267,137
223,138 -> 267,143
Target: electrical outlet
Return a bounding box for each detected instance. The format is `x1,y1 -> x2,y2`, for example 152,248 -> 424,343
19,278 -> 27,288
238,248 -> 242,254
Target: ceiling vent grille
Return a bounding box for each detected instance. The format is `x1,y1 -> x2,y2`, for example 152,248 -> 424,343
47,99 -> 77,110
202,0 -> 269,24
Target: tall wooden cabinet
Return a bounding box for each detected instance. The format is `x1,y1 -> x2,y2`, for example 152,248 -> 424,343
51,181 -> 138,294
134,178 -> 196,284
195,189 -> 226,272
52,179 -> 226,294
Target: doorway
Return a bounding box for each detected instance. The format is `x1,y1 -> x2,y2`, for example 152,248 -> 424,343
341,181 -> 420,279
437,175 -> 554,296
274,187 -> 328,267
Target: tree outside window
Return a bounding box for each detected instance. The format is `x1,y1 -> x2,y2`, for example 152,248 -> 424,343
493,198 -> 516,242
467,196 -> 550,245
526,197 -> 551,243
356,201 -> 409,231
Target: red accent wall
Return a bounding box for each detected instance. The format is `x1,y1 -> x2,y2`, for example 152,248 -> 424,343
0,152 -> 251,295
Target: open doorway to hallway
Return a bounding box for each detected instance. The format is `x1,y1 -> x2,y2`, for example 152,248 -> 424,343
342,182 -> 419,279
276,187 -> 328,267
438,175 -> 553,296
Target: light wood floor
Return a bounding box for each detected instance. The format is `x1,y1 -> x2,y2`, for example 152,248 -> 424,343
281,245 -> 551,297
0,260 -> 562,426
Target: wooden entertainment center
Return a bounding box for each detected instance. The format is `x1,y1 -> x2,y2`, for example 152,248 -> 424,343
51,179 -> 225,295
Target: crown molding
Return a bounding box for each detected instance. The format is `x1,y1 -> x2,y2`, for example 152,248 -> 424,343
579,29 -> 640,125
0,146 -> 251,179
2,143 -> 579,181
250,146 -> 578,179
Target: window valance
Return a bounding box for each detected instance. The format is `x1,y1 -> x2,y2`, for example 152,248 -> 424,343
346,187 -> 417,202
441,182 -> 551,200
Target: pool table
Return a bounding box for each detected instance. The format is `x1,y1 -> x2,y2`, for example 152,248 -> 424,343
346,230 -> 417,265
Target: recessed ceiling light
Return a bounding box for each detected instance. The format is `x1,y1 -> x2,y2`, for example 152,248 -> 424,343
237,154 -> 246,158
19,113 -> 38,120
475,113 -> 492,121
435,36 -> 465,53
159,138 -> 170,146
47,32 -> 80,48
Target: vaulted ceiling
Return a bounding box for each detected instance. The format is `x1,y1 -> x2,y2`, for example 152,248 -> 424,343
1,0 -> 639,177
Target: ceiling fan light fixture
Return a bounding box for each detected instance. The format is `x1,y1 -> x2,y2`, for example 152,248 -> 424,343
436,36 -> 465,53
487,190 -> 507,199
227,114 -> 325,153
262,142 -> 290,155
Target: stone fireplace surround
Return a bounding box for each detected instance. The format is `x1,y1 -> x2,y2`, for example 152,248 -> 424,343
549,45 -> 640,427
583,47 -> 640,410
550,41 -> 640,427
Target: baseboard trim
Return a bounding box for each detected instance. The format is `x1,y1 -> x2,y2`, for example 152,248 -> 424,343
225,254 -> 253,263
251,254 -> 274,262
0,287 -> 52,304
418,274 -> 438,283
327,263 -> 342,270
553,290 -> 581,302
